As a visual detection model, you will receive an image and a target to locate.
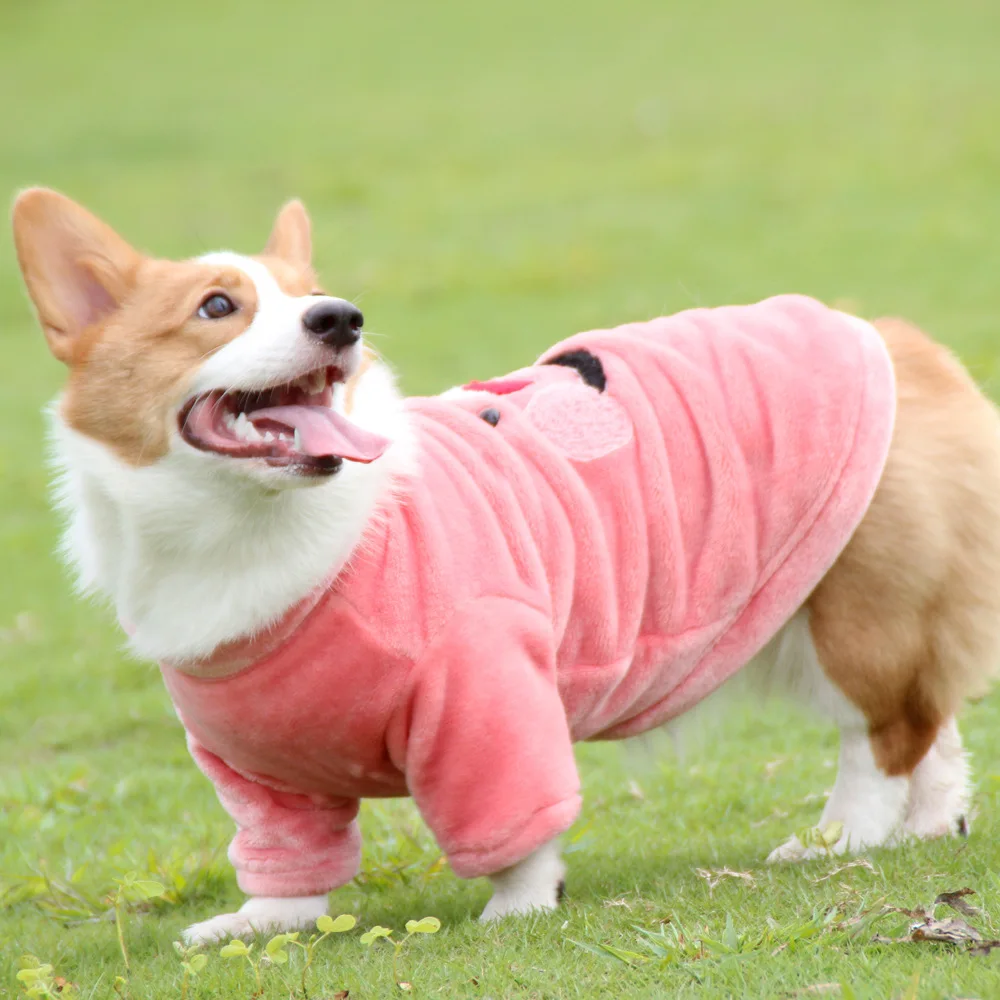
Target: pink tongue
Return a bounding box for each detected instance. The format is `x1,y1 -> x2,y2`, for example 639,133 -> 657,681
248,405 -> 390,463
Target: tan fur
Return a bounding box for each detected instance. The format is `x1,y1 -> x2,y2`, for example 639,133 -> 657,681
257,200 -> 321,296
13,188 -> 142,363
263,199 -> 312,270
809,318 -> 1000,775
59,260 -> 260,465
13,190 -> 321,467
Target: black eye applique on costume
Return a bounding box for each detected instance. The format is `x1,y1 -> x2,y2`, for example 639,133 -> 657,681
479,407 -> 501,426
543,349 -> 607,392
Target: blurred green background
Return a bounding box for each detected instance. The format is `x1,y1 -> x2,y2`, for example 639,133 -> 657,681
3,1 -> 1000,996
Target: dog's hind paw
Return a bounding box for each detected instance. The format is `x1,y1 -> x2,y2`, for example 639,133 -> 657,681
182,894 -> 330,946
766,835 -> 829,863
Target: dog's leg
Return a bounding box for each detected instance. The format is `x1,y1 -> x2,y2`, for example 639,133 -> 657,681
748,613 -> 913,861
767,725 -> 910,861
479,840 -> 565,922
764,316 -> 1000,858
180,739 -> 360,946
902,717 -> 971,839
182,894 -> 330,946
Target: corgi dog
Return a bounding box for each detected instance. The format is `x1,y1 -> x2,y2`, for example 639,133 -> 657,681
12,189 -> 1000,947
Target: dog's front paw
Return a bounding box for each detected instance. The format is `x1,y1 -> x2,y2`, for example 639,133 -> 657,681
480,842 -> 566,922
182,894 -> 330,946
183,911 -> 259,946
479,880 -> 563,922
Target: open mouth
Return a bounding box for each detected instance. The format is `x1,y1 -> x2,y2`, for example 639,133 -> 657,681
178,365 -> 390,475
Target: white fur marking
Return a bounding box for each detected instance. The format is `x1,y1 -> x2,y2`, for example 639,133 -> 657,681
50,252 -> 415,664
191,253 -> 358,395
182,894 -> 329,946
480,840 -> 565,921
903,717 -> 971,838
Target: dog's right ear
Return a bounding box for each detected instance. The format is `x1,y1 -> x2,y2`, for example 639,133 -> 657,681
11,188 -> 141,363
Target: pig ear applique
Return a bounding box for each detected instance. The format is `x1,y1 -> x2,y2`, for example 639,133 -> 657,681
524,381 -> 633,462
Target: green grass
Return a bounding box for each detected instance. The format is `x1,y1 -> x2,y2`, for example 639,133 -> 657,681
3,0 -> 1000,996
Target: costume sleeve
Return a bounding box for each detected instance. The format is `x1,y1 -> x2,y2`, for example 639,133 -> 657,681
399,597 -> 581,878
187,737 -> 361,897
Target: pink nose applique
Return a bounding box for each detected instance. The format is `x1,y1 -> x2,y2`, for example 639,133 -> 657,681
524,382 -> 633,462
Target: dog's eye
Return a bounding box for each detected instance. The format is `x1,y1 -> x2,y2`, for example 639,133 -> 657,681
198,293 -> 237,320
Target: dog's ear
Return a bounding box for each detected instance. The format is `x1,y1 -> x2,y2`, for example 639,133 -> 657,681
264,199 -> 312,268
12,188 -> 141,364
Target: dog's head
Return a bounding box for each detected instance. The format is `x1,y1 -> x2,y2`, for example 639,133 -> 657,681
12,189 -> 389,491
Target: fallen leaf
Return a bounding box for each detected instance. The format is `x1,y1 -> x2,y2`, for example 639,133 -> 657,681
694,867 -> 755,894
787,985 -> 840,996
330,993 -> 350,1000
627,780 -> 644,800
911,917 -> 982,945
799,821 -> 844,851
873,901 -> 984,950
810,859 -> 876,884
398,982 -> 412,991
883,904 -> 929,922
603,898 -> 632,909
934,888 -> 981,919
968,940 -> 1000,957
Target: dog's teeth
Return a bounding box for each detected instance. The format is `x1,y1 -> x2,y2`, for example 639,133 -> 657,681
232,413 -> 263,443
311,370 -> 326,393
224,411 -> 237,430
263,431 -> 275,443
293,428 -> 302,451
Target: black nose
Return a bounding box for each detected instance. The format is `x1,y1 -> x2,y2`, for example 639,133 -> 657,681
302,300 -> 364,348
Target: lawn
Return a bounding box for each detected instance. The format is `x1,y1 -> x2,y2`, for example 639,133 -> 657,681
2,0 -> 1000,996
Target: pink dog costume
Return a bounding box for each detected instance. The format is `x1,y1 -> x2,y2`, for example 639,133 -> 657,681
162,295 -> 895,896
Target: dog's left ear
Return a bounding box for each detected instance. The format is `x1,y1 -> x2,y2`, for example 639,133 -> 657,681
264,199 -> 312,268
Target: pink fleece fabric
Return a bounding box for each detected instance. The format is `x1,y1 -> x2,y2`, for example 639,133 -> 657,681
161,295 -> 895,896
